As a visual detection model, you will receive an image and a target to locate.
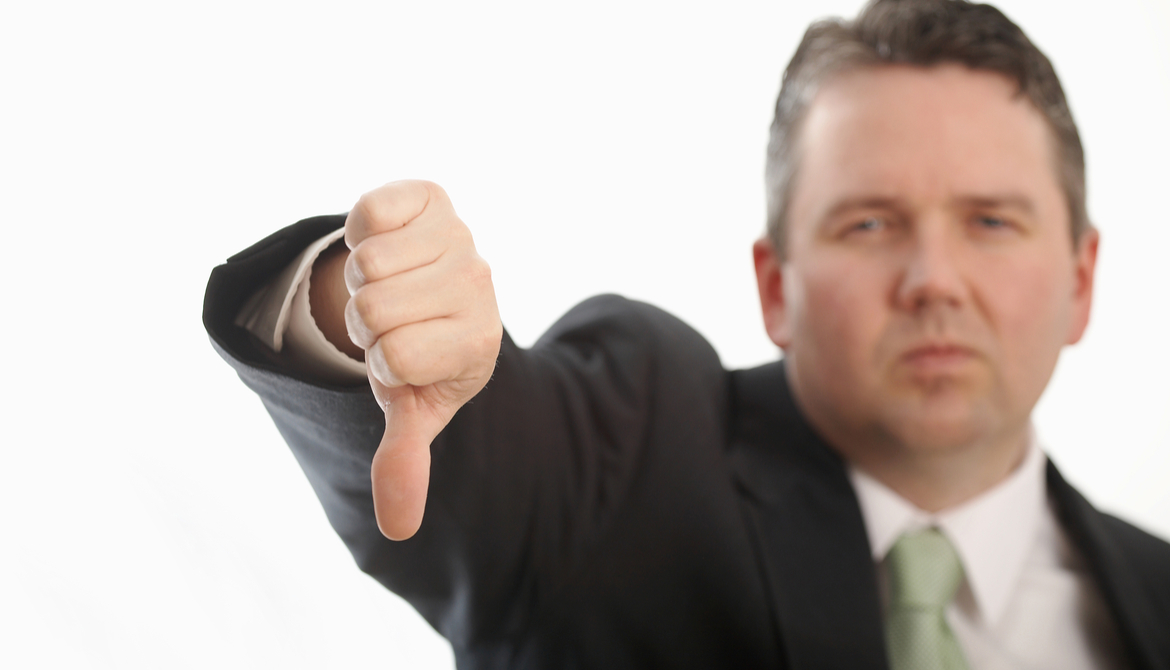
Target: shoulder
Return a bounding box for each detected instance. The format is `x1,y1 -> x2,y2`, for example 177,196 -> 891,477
1094,514 -> 1170,664
1048,463 -> 1170,590
1048,463 -> 1170,660
531,294 -> 727,396
537,294 -> 719,355
1097,513 -> 1170,603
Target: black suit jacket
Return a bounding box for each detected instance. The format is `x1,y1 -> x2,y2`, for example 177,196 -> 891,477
205,214 -> 1170,669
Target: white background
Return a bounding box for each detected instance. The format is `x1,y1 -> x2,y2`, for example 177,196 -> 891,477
2,0 -> 1167,667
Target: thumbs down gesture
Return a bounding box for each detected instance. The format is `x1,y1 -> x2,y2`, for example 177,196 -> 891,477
332,180 -> 502,540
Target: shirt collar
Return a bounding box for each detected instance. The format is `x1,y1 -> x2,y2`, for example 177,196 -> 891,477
847,433 -> 1047,626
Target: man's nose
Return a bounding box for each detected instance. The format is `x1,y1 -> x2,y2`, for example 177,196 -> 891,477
894,225 -> 969,312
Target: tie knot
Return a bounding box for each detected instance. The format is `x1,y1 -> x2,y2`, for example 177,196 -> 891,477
887,528 -> 964,610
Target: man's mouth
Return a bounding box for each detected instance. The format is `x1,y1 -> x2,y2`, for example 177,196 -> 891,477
900,343 -> 978,371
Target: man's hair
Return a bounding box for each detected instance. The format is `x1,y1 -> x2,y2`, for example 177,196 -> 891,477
765,0 -> 1088,258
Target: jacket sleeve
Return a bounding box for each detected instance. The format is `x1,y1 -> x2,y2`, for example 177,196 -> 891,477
203,215 -> 728,650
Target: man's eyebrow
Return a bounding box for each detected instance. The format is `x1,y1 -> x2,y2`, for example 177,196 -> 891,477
952,194 -> 1036,214
820,196 -> 906,223
818,194 -> 1037,222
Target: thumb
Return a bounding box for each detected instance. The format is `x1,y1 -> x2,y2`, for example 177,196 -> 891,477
367,362 -> 440,541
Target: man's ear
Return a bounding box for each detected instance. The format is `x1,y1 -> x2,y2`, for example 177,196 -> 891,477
1065,226 -> 1100,346
753,237 -> 792,348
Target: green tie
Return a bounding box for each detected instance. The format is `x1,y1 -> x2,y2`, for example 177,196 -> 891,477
885,528 -> 970,670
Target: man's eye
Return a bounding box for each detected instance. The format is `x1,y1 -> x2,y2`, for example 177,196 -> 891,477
855,217 -> 884,232
976,215 -> 1008,229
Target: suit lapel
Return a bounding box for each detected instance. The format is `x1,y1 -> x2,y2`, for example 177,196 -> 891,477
728,361 -> 889,670
1047,463 -> 1170,670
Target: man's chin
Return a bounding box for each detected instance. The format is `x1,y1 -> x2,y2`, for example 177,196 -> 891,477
881,394 -> 996,453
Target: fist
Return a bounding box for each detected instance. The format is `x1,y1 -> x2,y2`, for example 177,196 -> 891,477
343,180 -> 502,540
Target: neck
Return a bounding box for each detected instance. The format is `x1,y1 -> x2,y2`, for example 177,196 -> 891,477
842,429 -> 1030,512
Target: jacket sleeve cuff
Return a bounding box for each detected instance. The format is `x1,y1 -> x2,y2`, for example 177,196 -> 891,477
234,227 -> 368,385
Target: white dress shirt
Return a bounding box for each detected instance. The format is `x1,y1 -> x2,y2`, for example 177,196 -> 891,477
241,232 -> 1131,669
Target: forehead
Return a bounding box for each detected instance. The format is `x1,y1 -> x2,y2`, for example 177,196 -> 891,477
790,64 -> 1063,224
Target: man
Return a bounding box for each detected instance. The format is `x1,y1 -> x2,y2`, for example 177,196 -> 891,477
205,0 -> 1169,668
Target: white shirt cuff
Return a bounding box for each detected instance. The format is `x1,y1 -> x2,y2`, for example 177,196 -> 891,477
234,228 -> 368,385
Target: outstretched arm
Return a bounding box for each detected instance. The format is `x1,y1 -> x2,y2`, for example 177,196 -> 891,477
205,190 -> 727,652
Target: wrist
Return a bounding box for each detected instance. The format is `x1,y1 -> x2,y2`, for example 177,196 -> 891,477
309,241 -> 365,362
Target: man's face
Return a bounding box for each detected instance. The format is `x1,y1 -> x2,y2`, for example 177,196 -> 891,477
754,64 -> 1098,457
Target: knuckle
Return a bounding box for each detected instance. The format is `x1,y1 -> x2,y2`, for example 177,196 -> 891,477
352,191 -> 382,226
447,220 -> 474,247
470,336 -> 491,368
463,254 -> 493,287
456,252 -> 489,280
346,192 -> 383,245
418,180 -> 449,205
480,321 -> 503,357
467,316 -> 501,368
475,255 -> 493,280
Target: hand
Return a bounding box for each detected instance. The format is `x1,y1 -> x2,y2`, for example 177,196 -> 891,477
343,180 -> 502,540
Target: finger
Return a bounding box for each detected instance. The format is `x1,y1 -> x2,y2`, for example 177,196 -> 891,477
371,413 -> 432,541
345,251 -> 489,349
344,180 -> 450,250
365,355 -> 397,411
367,362 -> 438,541
366,314 -> 501,390
344,212 -> 465,293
